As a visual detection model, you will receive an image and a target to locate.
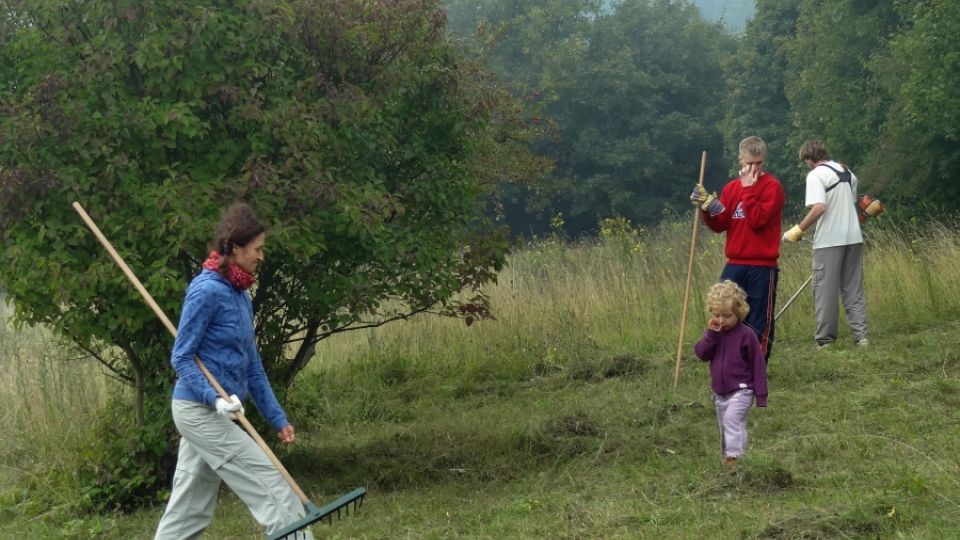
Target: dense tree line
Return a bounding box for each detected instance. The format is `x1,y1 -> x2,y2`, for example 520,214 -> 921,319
448,0 -> 960,233
448,0 -> 735,234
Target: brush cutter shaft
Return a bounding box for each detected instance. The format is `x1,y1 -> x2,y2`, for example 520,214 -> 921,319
775,274 -> 813,321
71,201 -> 311,504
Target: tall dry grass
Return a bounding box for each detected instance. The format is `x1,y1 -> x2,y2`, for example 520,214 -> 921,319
313,217 -> 959,374
0,301 -> 109,495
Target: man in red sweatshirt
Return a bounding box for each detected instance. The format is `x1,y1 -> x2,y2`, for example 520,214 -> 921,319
690,136 -> 785,362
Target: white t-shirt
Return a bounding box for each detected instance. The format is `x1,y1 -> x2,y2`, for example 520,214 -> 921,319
804,160 -> 863,249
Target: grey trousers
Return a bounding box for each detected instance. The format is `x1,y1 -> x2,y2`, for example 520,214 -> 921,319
154,400 -> 313,540
812,243 -> 868,345
714,389 -> 754,459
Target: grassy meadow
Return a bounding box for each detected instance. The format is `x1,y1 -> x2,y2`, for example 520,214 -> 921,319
2,217 -> 960,538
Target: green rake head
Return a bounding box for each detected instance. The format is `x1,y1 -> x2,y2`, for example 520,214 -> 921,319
269,487 -> 367,540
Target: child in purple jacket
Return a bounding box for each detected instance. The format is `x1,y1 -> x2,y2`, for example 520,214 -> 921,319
695,280 -> 768,466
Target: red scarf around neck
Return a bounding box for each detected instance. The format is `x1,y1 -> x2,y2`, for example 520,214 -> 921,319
202,251 -> 256,290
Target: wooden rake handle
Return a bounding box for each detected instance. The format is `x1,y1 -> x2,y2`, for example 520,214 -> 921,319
673,151 -> 707,389
71,201 -> 311,504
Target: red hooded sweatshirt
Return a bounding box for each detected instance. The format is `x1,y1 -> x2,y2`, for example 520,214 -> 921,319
701,172 -> 785,267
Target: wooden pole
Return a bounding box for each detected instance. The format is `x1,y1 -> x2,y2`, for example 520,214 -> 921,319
673,151 -> 707,389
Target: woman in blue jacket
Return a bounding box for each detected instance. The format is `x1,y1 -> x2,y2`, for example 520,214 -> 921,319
155,202 -> 312,539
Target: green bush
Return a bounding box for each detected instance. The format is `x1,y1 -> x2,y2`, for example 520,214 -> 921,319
74,395 -> 178,512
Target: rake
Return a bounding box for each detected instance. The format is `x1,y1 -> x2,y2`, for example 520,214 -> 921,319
72,202 -> 366,539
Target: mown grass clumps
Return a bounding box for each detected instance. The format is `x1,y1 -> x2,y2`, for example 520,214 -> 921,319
757,498 -> 904,539
545,413 -> 603,438
282,409 -> 612,493
730,458 -> 795,493
567,353 -> 651,382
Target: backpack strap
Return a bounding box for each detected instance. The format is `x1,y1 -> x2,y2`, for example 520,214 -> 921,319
818,163 -> 852,193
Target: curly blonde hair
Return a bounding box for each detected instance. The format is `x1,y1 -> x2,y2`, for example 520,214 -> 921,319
706,280 -> 750,321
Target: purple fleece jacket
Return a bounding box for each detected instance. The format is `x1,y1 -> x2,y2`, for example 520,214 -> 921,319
694,321 -> 768,407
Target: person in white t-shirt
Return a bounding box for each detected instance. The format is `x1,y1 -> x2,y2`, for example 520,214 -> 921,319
782,140 -> 868,349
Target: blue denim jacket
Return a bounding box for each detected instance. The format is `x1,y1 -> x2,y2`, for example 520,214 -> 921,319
171,269 -> 288,430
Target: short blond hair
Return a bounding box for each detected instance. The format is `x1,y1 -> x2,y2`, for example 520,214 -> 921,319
707,280 -> 750,321
738,135 -> 766,159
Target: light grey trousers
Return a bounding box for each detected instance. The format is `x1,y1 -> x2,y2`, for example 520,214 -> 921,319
812,243 -> 868,345
154,400 -> 313,540
714,389 -> 754,460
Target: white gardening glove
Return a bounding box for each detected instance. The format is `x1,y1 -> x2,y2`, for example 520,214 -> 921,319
782,224 -> 804,242
215,394 -> 245,420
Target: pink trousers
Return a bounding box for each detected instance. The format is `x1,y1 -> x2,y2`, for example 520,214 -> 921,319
713,389 -> 754,460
